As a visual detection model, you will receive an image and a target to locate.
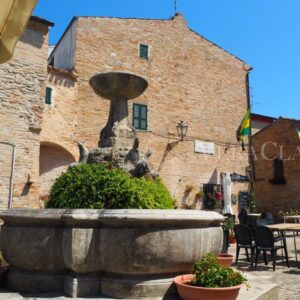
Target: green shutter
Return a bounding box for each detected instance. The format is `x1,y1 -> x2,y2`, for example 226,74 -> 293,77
133,103 -> 148,130
45,87 -> 52,104
139,44 -> 149,59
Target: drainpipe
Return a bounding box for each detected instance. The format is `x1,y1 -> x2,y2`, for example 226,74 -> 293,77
0,142 -> 16,209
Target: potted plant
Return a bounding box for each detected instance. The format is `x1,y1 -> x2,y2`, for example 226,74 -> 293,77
221,215 -> 236,257
223,216 -> 236,244
217,253 -> 234,268
174,253 -> 247,300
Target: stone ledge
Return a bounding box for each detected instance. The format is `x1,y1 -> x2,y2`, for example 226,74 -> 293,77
238,273 -> 278,300
0,209 -> 225,226
0,274 -> 278,300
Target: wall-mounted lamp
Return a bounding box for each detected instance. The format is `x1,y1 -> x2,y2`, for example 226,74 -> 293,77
158,121 -> 188,173
176,121 -> 188,141
245,165 -> 252,181
27,174 -> 33,185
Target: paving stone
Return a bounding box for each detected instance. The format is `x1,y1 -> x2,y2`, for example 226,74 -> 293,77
229,234 -> 300,299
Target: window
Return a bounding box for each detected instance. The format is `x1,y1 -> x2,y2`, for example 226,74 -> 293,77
270,158 -> 286,184
139,44 -> 149,59
45,87 -> 52,105
133,104 -> 148,130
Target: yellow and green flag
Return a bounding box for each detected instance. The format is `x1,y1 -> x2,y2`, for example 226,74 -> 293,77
0,0 -> 38,64
296,128 -> 300,140
236,108 -> 251,142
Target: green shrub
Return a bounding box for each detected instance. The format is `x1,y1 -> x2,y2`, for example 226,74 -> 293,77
46,163 -> 175,209
192,253 -> 247,288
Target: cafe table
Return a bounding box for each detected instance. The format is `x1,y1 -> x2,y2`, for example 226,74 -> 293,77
248,213 -> 261,217
267,223 -> 300,261
283,215 -> 300,223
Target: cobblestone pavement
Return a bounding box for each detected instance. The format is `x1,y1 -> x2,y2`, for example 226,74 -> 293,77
228,234 -> 300,300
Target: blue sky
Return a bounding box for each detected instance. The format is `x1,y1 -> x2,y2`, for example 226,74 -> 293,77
34,0 -> 300,119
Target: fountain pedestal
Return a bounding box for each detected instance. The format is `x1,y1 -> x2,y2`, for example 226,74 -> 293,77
87,72 -> 151,176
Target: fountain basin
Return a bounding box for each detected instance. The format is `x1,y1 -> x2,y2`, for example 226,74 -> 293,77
0,209 -> 224,298
89,72 -> 148,100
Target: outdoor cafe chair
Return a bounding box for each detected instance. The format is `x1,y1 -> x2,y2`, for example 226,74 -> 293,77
260,212 -> 277,225
254,226 -> 290,271
238,208 -> 247,225
246,215 -> 257,236
257,216 -> 283,242
234,224 -> 255,267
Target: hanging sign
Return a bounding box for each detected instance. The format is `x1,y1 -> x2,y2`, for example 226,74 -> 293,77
194,140 -> 215,154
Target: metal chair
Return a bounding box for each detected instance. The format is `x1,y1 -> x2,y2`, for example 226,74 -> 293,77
238,208 -> 247,225
260,211 -> 276,225
254,226 -> 290,271
234,224 -> 255,267
246,215 -> 257,236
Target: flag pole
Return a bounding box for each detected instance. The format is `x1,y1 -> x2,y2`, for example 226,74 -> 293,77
246,72 -> 254,189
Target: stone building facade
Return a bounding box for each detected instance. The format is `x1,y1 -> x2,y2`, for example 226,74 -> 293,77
252,118 -> 300,212
0,17 -> 53,209
45,14 -> 251,212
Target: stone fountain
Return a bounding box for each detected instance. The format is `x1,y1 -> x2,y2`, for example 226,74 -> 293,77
0,71 -> 225,299
82,72 -> 154,177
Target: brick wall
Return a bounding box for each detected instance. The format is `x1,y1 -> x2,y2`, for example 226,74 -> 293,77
0,19 -> 50,209
45,14 -> 250,212
75,15 -> 250,210
41,69 -> 78,159
39,69 -> 78,196
253,118 -> 300,212
39,143 -> 76,195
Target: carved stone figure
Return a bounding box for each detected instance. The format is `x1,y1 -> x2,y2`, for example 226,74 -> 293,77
77,72 -> 157,178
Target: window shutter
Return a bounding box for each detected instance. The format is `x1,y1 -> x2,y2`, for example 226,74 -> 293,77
139,44 -> 149,59
132,103 -> 148,130
45,87 -> 52,104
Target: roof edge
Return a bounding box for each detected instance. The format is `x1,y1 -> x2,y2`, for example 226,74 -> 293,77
252,117 -> 300,139
48,17 -> 78,61
251,113 -> 276,123
50,14 -> 250,68
48,65 -> 78,81
187,27 -> 251,68
30,16 -> 54,27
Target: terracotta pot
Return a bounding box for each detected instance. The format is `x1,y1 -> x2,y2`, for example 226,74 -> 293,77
228,235 -> 236,244
174,274 -> 242,300
217,253 -> 234,267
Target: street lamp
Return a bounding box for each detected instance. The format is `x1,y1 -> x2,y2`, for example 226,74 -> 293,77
158,121 -> 188,172
176,121 -> 188,141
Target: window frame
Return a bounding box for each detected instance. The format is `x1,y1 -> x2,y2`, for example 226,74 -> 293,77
270,158 -> 287,184
139,43 -> 149,60
45,87 -> 52,105
132,103 -> 148,130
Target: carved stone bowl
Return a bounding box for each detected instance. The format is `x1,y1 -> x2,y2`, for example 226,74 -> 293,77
89,72 -> 148,100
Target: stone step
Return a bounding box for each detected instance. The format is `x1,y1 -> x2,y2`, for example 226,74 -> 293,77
238,273 -> 278,300
0,275 -> 278,300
